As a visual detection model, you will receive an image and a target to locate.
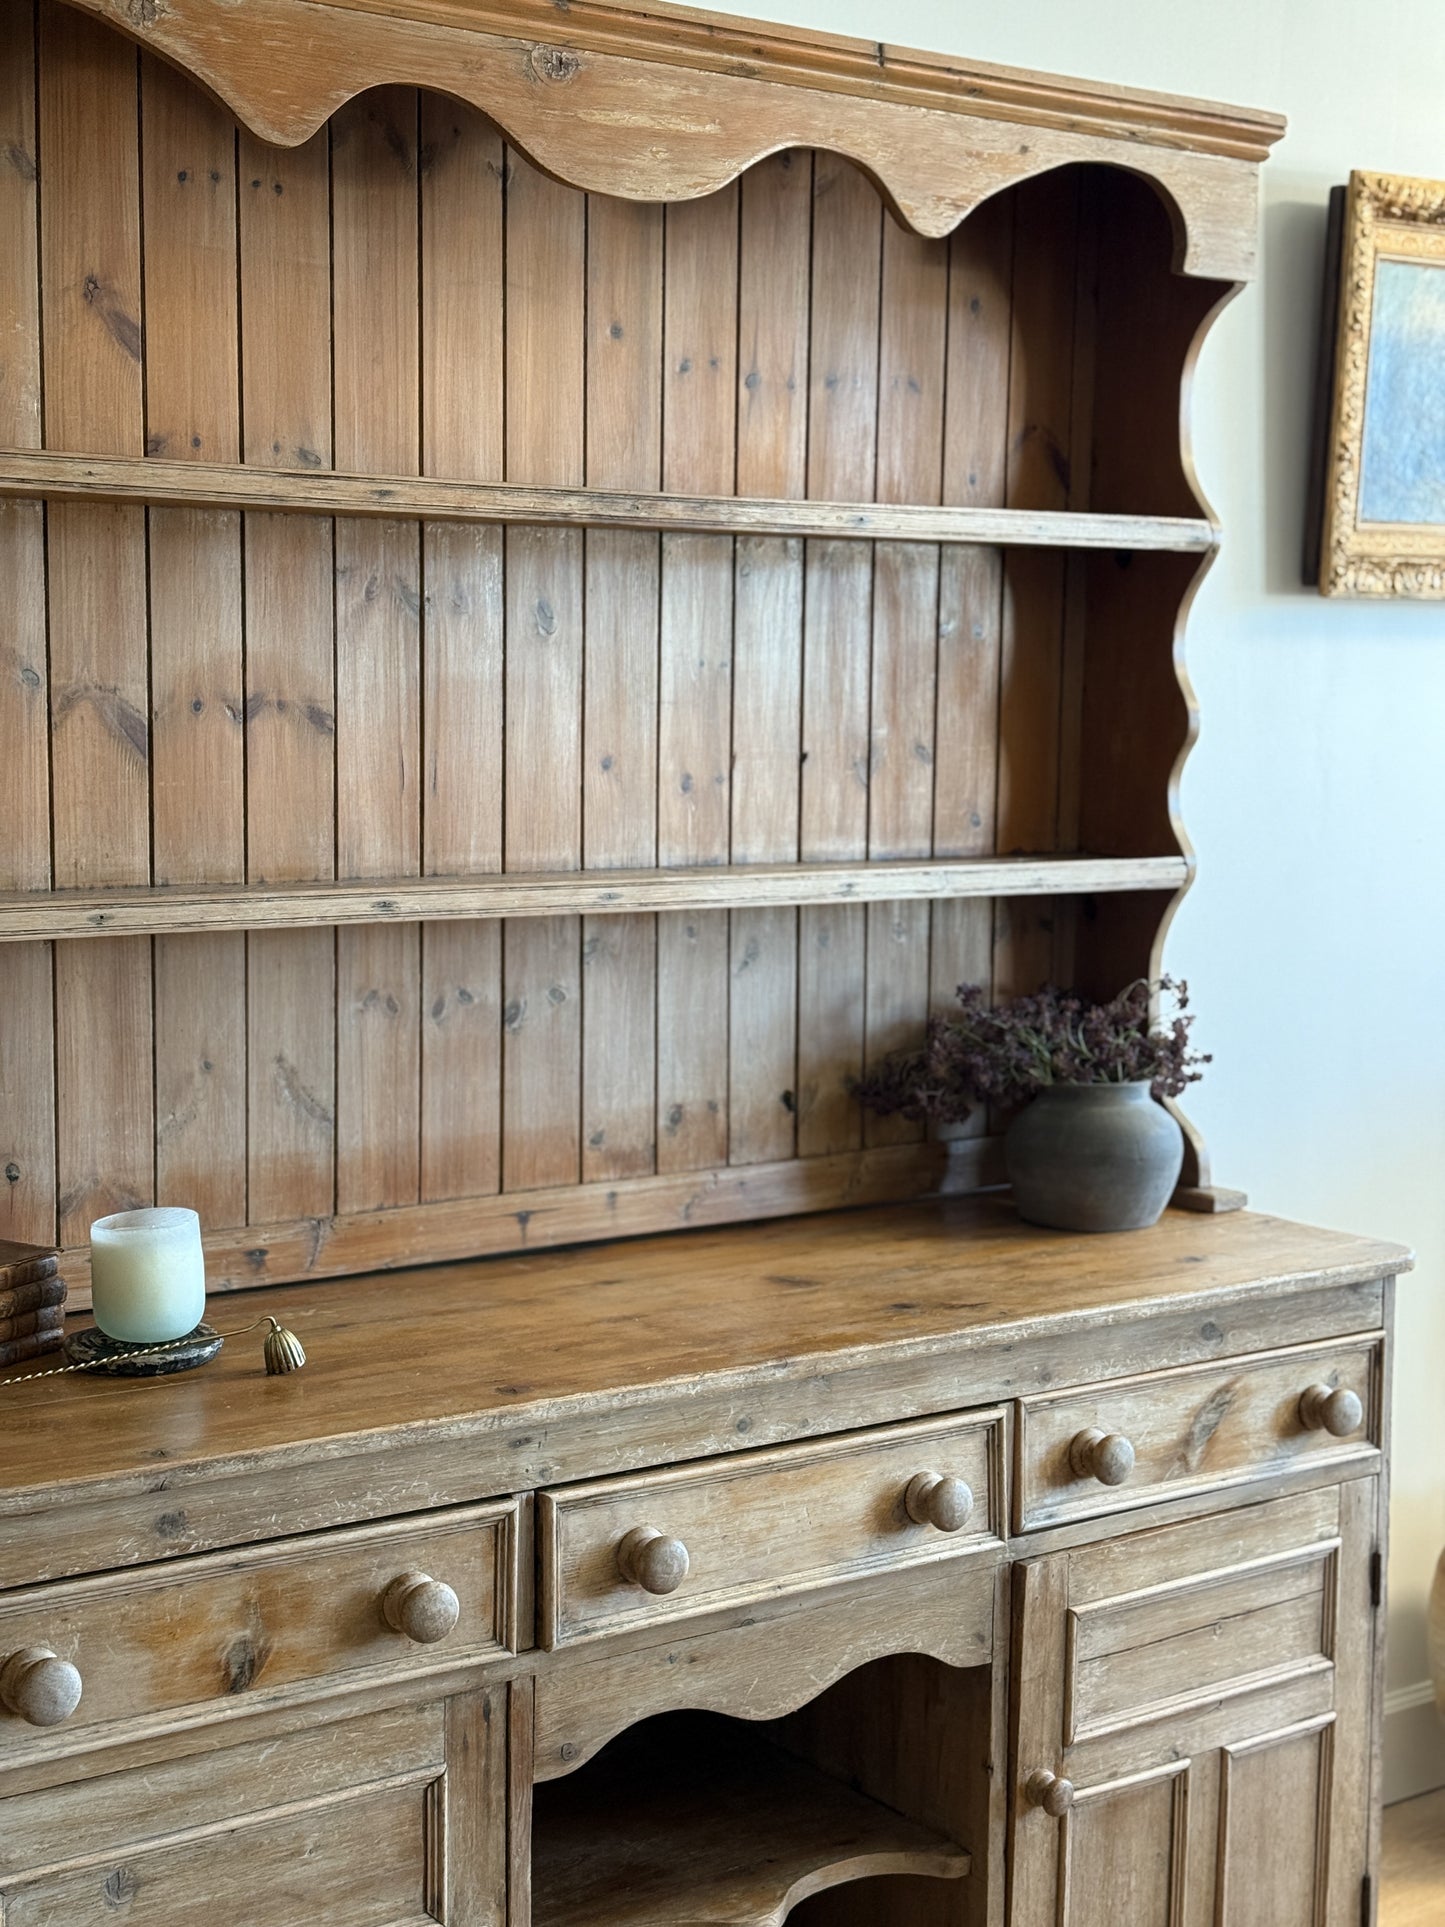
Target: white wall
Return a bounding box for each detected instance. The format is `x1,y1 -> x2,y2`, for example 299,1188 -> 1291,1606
730,0 -> 1445,1798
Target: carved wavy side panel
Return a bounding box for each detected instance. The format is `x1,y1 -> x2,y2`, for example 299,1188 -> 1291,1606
1159,284 -> 1249,1197
61,0 -> 1267,278
1073,252 -> 1245,1200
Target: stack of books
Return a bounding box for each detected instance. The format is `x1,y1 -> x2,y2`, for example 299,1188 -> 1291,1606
0,1239 -> 66,1367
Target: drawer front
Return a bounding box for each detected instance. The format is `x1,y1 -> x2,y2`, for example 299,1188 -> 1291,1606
539,1409 -> 1005,1648
1017,1337 -> 1381,1530
6,1780 -> 433,1927
1,1703 -> 446,1926
0,1501 -> 517,1757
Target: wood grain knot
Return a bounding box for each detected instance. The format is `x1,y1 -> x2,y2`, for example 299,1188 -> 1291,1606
223,1630 -> 270,1693
104,1866 -> 140,1908
530,44 -> 581,83
4,141 -> 37,185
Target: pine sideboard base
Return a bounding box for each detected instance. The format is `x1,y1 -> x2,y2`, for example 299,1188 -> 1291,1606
0,1198 -> 1409,1927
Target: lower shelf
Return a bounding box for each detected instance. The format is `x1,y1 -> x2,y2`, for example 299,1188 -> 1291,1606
530,1711 -> 971,1927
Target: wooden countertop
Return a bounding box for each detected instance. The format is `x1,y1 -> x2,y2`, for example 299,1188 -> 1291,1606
0,1198 -> 1410,1516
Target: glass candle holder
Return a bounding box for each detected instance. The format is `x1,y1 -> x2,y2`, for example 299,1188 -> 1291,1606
89,1207 -> 207,1344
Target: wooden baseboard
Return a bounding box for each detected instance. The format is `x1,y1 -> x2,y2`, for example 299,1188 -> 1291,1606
1384,1682 -> 1445,1805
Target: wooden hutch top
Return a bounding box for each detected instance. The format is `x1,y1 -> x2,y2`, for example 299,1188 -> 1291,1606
0,0 -> 1285,1310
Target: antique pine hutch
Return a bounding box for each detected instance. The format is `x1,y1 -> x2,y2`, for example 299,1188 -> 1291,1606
0,1 -> 1409,1921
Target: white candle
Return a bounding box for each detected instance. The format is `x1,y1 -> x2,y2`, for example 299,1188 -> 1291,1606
89,1207 -> 207,1344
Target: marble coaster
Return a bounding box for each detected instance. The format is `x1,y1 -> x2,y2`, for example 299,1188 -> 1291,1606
62,1323 -> 223,1376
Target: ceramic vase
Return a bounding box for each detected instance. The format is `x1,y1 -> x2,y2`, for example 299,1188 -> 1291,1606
1004,1081 -> 1184,1233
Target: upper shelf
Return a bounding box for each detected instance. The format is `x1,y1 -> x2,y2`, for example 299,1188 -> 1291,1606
0,863 -> 1186,944
0,450 -> 1219,552
0,856 -> 1189,943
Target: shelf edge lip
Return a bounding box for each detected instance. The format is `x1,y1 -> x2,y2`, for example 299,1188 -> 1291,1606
0,857 -> 1192,941
0,450 -> 1220,553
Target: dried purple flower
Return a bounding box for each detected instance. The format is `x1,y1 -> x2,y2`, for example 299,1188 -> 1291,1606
855,978 -> 1209,1127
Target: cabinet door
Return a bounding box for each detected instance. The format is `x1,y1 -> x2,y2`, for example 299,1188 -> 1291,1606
0,1689 -> 509,1927
1009,1480 -> 1380,1927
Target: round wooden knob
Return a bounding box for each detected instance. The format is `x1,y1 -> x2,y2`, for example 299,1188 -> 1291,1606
1069,1427 -> 1136,1487
616,1525 -> 690,1596
1298,1384 -> 1364,1438
904,1472 -> 975,1533
0,1647 -> 83,1728
1025,1768 -> 1075,1818
381,1571 -> 460,1644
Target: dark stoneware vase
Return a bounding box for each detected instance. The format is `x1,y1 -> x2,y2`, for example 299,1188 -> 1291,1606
1004,1081 -> 1184,1233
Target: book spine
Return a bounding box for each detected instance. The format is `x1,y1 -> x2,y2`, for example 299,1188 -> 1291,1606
0,1274 -> 66,1321
0,1305 -> 66,1344
0,1327 -> 64,1367
0,1254 -> 60,1288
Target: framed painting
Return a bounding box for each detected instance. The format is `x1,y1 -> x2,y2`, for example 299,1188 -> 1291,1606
1312,170 -> 1445,596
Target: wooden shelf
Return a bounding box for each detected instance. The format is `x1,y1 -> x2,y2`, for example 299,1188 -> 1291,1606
531,1714 -> 971,1927
0,856 -> 1190,941
0,448 -> 1219,553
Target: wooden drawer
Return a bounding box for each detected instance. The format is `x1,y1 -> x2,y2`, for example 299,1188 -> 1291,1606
538,1409 -> 1005,1648
1016,1337 -> 1381,1530
0,1501 -> 518,1759
1,1702 -> 448,1925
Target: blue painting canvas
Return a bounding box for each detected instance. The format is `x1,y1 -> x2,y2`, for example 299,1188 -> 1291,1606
1358,258 -> 1445,526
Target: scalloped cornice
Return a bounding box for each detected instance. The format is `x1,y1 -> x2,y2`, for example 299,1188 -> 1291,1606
58,0 -> 1282,279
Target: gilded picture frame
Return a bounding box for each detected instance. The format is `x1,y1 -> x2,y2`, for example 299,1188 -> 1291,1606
1316,170 -> 1445,597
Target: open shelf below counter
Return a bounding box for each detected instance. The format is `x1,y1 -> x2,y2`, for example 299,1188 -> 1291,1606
0,447 -> 1219,553
0,855 -> 1190,941
531,1714 -> 971,1927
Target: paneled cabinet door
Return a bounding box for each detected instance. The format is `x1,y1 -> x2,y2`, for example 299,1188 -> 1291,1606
0,1689 -> 509,1927
1009,1480 -> 1381,1927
